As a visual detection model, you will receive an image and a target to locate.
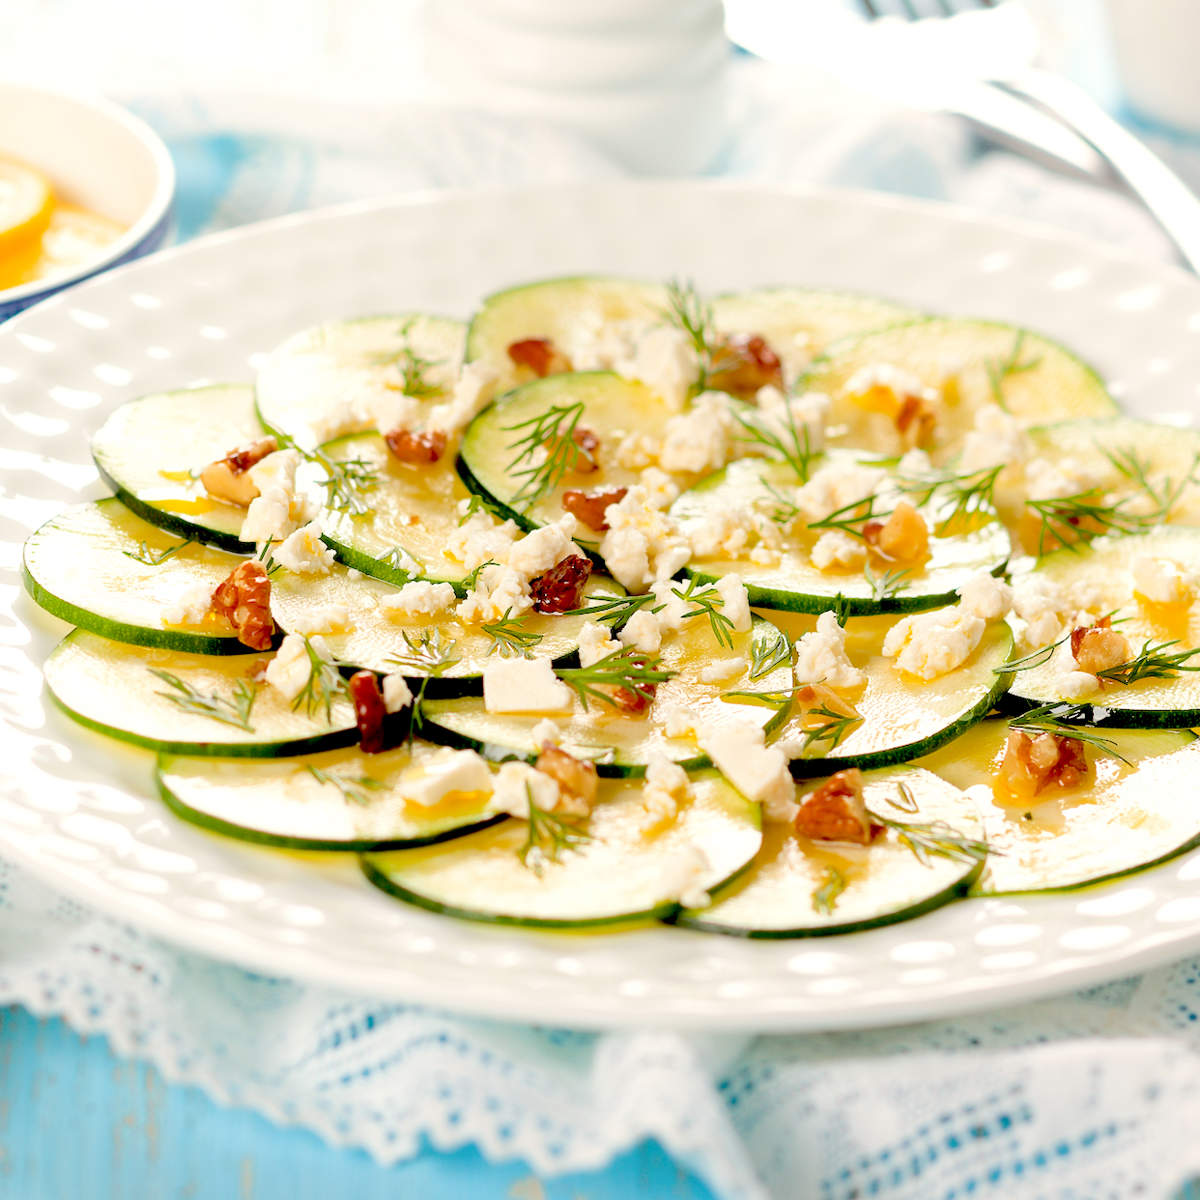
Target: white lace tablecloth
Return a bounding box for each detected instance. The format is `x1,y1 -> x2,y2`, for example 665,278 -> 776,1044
8,71 -> 1200,1200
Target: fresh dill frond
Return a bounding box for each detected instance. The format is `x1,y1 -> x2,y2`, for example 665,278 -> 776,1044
1095,638 -> 1200,686
299,445 -> 379,516
122,538 -> 192,567
811,866 -> 847,915
149,670 -> 257,731
994,630 -> 1071,675
1101,444 -> 1200,519
899,464 -> 1002,535
518,786 -> 592,874
807,492 -> 893,540
662,279 -> 717,394
379,544 -> 426,575
1025,490 -> 1149,556
367,317 -> 444,399
385,628 -> 461,742
306,764 -> 385,806
796,706 -> 863,753
503,401 -> 586,511
255,538 -> 282,576
671,576 -> 736,650
759,474 -> 803,528
870,812 -> 992,868
863,563 -> 911,601
564,592 -> 659,628
984,330 -> 1042,411
555,646 -> 674,711
292,637 -> 348,721
1008,704 -> 1130,764
748,628 -> 792,681
482,608 -> 544,658
830,593 -> 853,628
732,408 -> 818,483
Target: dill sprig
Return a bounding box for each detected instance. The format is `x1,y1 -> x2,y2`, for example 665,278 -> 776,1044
306,764 -> 384,806
749,629 -> 791,681
379,544 -> 426,575
671,577 -> 736,650
1096,638 -> 1200,686
457,493 -> 499,525
870,811 -> 992,867
811,866 -> 847,915
123,538 -> 192,567
1024,490 -> 1148,556
563,592 -> 658,628
984,330 -> 1042,411
256,538 -> 282,577
796,706 -> 863,753
300,445 -> 378,516
807,492 -> 893,540
367,317 -> 444,399
1008,704 -> 1131,764
386,628 -> 461,742
994,630 -> 1071,675
149,670 -> 257,731
292,636 -> 348,721
503,401 -> 586,511
555,646 -> 674,710
732,407 -> 819,483
662,279 -> 716,394
863,563 -> 911,601
830,593 -> 854,627
1101,444 -> 1200,518
899,464 -> 1002,535
518,787 -> 592,874
482,608 -> 544,659
760,474 -> 803,527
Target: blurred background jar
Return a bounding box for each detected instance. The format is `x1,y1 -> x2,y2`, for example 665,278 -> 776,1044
1104,0 -> 1200,134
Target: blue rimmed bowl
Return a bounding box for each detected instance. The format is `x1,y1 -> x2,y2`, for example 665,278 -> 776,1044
0,83 -> 175,322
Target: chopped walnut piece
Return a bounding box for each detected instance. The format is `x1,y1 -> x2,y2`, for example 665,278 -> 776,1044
708,333 -> 784,398
998,729 -> 1090,800
895,393 -> 937,448
865,500 -> 929,564
210,560 -> 275,650
1070,618 -> 1131,676
384,428 -> 447,465
794,768 -> 880,845
561,486 -> 628,531
199,436 -> 278,507
507,337 -> 573,379
569,426 -> 601,473
530,554 -> 593,614
535,744 -> 598,815
348,671 -> 387,754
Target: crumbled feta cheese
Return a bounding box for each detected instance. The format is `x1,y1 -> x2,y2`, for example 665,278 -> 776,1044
1023,454 -> 1107,501
161,579 -> 214,627
1011,575 -> 1069,648
791,461 -> 888,525
1133,556 -> 1193,606
613,430 -> 661,470
286,604 -> 355,636
617,323 -> 698,411
382,673 -> 414,713
426,360 -> 498,436
456,563 -> 533,624
1056,669 -> 1102,698
687,503 -> 758,559
658,391 -> 734,474
273,520 -> 335,576
659,703 -> 694,739
752,386 -> 829,454
400,748 -> 494,808
446,512 -> 521,571
715,575 -> 751,633
577,621 -> 619,667
896,447 -> 934,476
666,841 -> 713,910
959,572 -> 1013,620
649,579 -> 691,630
699,657 -> 744,683
639,467 -> 680,510
364,391 -> 422,437
488,760 -> 561,819
599,486 -> 691,591
811,530 -> 867,572
380,580 -> 457,619
265,632 -> 332,703
507,513 -> 581,577
794,611 -> 867,691
618,608 -> 663,654
958,404 -> 1028,474
241,449 -> 317,545
641,753 -> 691,827
843,362 -> 937,406
699,720 -> 796,822
530,718 -> 562,748
483,657 -> 573,714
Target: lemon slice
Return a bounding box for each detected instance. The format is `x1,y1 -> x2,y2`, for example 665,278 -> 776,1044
0,154 -> 55,289
31,203 -> 124,283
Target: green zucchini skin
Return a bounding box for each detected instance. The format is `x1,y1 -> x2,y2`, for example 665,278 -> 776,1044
156,766 -> 504,852
994,691 -> 1200,730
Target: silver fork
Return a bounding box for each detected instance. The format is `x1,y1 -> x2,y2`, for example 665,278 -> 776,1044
857,0 -> 1200,272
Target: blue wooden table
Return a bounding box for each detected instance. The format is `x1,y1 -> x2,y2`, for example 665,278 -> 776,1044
0,1007 -> 715,1199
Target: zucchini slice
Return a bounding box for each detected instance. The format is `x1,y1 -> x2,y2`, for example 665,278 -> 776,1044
672,456 -> 1011,614
361,769 -> 761,929
457,370 -> 674,535
45,630 -> 357,757
91,384 -> 264,550
1005,529 -> 1200,725
316,433 -> 481,590
804,318 -> 1117,458
270,562 -> 624,685
419,613 -> 793,775
157,743 -> 502,851
465,276 -> 667,392
674,767 -> 983,937
917,718 -> 1200,895
23,499 -> 252,654
766,610 -> 1012,774
255,315 -> 466,447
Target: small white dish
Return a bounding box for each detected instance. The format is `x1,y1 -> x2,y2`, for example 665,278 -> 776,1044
4,182 -> 1200,1031
0,82 -> 175,322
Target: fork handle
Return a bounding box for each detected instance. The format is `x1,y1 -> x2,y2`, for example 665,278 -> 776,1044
1003,68 -> 1200,273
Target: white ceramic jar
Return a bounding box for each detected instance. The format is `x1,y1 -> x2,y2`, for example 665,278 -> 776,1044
1104,0 -> 1200,133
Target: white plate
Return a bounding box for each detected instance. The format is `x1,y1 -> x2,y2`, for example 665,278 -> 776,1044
6,182 -> 1200,1032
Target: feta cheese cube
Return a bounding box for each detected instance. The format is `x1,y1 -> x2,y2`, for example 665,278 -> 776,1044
810,530 -> 867,572
699,720 -> 796,822
530,718 -> 562,748
699,657 -> 744,683
658,392 -> 733,474
426,360 -> 498,436
618,608 -> 663,654
577,621 -> 619,667
794,611 -> 867,691
400,748 -> 494,808
161,579 -> 214,627
273,520 -> 335,576
380,580 -> 457,619
265,633 -> 333,703
482,657 -> 573,714
507,513 -> 581,577
382,673 -> 414,713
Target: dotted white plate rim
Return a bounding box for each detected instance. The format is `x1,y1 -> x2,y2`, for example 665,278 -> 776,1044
5,180 -> 1200,1032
